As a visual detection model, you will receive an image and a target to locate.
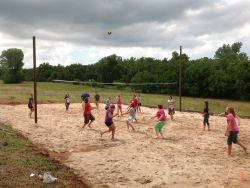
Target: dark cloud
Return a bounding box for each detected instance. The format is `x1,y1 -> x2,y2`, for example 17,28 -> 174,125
0,0 -> 215,46
0,0 -> 249,64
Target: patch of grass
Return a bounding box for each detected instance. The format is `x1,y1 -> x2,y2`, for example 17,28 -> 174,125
0,80 -> 250,116
0,123 -> 89,188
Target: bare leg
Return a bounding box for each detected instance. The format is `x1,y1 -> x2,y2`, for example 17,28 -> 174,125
159,131 -> 164,138
82,123 -> 88,129
126,121 -> 130,130
237,141 -> 247,153
29,109 -> 34,118
101,125 -> 115,140
88,119 -> 95,128
228,145 -> 232,156
203,123 -> 206,131
128,122 -> 135,131
101,130 -> 109,138
66,104 -> 69,112
155,132 -> 161,138
111,125 -> 116,140
100,129 -> 111,137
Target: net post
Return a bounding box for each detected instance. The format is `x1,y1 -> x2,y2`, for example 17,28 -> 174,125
179,45 -> 182,112
33,36 -> 38,123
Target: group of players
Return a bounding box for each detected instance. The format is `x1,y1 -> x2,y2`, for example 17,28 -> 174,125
78,92 -> 175,140
27,92 -> 247,156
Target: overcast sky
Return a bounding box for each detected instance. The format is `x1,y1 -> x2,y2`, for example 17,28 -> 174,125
0,0 -> 249,68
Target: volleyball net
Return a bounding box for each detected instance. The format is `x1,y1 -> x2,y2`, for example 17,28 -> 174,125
52,80 -> 177,86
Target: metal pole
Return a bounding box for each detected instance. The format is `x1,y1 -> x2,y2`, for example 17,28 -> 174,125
33,36 -> 38,123
179,45 -> 182,111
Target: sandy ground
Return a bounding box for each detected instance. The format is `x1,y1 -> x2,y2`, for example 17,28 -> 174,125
0,103 -> 249,188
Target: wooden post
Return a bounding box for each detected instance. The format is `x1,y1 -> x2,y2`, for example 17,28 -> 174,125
33,36 -> 38,123
179,45 -> 182,111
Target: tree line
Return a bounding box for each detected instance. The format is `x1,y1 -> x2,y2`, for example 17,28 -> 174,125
1,42 -> 250,100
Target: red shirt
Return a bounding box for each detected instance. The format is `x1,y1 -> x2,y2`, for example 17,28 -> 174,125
133,98 -> 138,108
84,102 -> 91,115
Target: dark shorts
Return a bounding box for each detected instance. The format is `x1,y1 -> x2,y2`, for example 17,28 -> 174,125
105,121 -> 113,127
168,108 -> 175,115
138,102 -> 142,106
227,131 -> 239,145
203,116 -> 209,125
28,104 -> 33,109
84,114 -> 95,124
65,103 -> 70,110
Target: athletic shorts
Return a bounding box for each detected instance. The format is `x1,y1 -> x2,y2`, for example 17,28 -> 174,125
127,116 -> 135,123
155,121 -> 166,132
168,108 -> 175,115
227,131 -> 239,145
138,102 -> 142,106
28,104 -> 33,109
65,103 -> 70,110
84,114 -> 95,124
203,116 -> 209,125
105,121 -> 113,127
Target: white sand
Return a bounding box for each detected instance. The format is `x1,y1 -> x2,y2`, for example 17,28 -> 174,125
0,103 -> 249,188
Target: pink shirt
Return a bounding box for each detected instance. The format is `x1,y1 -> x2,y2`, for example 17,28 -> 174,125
156,109 -> 167,121
117,97 -> 122,105
227,113 -> 239,131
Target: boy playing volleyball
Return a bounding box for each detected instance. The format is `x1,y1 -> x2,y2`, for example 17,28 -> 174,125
82,97 -> 95,129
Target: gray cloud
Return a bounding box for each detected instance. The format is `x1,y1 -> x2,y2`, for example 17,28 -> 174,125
0,0 -> 249,65
0,1 -> 215,44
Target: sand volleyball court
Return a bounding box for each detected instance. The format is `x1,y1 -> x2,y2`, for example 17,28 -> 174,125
0,103 -> 249,188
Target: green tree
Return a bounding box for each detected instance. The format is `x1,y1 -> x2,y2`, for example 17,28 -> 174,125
0,48 -> 24,83
96,54 -> 123,83
22,68 -> 33,81
131,71 -> 158,93
37,63 -> 55,81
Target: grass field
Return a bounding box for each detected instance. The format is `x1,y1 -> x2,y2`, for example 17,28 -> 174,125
0,81 -> 250,116
0,123 -> 89,188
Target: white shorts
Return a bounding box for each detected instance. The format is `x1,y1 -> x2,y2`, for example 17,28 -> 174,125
128,116 -> 135,123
